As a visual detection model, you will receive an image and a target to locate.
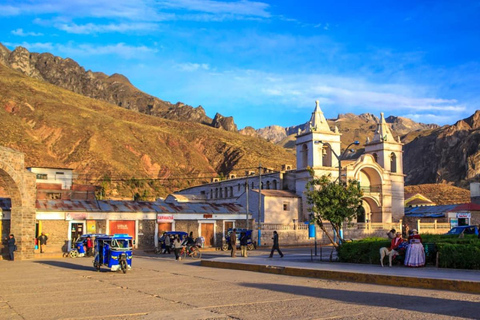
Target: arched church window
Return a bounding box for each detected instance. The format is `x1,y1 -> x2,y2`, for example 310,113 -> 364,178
230,186 -> 233,197
224,187 -> 228,198
322,146 -> 332,167
390,152 -> 397,173
302,144 -> 308,168
266,181 -> 270,189
215,188 -> 218,199
273,180 -> 278,189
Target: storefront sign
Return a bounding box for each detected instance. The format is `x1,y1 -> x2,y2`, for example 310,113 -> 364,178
157,214 -> 174,223
203,214 -> 213,219
456,212 -> 471,219
65,212 -> 87,220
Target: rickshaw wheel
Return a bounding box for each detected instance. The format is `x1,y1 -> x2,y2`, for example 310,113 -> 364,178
191,248 -> 202,259
120,259 -> 127,274
181,248 -> 187,260
221,243 -> 228,251
69,250 -> 78,258
247,243 -> 255,251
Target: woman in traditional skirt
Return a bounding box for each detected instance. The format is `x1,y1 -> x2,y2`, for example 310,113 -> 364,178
404,229 -> 425,267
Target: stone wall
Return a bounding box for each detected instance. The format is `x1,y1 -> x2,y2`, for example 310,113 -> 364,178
138,220 -> 155,248
39,220 -> 69,253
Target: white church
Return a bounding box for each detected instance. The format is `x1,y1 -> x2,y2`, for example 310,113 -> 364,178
175,101 -> 405,226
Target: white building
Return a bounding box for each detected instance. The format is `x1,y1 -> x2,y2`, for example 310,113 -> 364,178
176,101 -> 405,224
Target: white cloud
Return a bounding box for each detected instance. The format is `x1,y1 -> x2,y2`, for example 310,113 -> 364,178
175,62 -> 210,72
4,41 -> 157,59
11,28 -> 43,37
158,0 -> 271,17
55,22 -> 160,34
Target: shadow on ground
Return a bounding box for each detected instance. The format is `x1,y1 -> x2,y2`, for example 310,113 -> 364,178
240,282 -> 478,319
34,260 -> 105,272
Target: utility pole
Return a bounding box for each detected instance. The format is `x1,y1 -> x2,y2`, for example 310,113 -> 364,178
257,162 -> 262,246
245,179 -> 249,230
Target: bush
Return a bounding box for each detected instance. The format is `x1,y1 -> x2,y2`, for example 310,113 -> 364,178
338,236 -> 480,269
437,243 -> 480,269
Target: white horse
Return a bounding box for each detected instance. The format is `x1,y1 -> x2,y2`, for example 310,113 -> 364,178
379,247 -> 397,267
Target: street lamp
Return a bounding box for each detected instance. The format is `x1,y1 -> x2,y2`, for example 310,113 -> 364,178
315,140 -> 360,184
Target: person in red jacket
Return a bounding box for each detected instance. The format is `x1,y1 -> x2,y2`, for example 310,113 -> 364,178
86,236 -> 93,257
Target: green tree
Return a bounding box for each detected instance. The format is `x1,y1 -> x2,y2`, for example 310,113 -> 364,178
305,168 -> 364,248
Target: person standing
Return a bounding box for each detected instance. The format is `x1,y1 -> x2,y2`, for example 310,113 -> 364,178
269,231 -> 284,258
173,236 -> 182,260
163,234 -> 171,254
6,234 -> 15,261
230,229 -> 237,258
404,229 -> 425,267
86,236 -> 93,257
240,231 -> 248,257
37,232 -> 48,254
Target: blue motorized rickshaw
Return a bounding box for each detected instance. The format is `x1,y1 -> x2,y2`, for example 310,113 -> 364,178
69,233 -> 107,258
93,234 -> 133,273
222,228 -> 256,251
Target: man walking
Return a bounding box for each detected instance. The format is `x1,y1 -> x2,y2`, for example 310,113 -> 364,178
230,229 -> 237,258
37,232 -> 48,253
269,231 -> 283,258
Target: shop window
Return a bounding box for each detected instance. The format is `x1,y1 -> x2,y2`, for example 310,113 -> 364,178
37,173 -> 48,180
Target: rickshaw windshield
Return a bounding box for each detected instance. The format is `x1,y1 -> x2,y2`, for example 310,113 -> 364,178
111,239 -> 132,249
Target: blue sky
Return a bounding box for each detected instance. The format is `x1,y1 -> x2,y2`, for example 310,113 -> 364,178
1,0 -> 479,129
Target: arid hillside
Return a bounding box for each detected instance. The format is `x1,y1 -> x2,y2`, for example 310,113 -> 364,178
0,64 -> 295,198
405,184 -> 471,205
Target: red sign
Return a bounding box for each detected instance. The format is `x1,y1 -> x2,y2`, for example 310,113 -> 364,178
203,214 -> 212,219
109,220 -> 135,238
157,214 -> 174,223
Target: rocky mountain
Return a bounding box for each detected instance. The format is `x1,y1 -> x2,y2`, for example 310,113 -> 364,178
0,63 -> 295,199
404,111 -> 480,187
246,112 -> 438,146
0,43 -> 237,132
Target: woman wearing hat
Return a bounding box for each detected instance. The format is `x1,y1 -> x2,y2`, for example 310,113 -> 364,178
404,229 -> 425,267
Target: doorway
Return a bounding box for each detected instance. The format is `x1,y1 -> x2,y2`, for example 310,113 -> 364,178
201,223 -> 215,247
70,222 -> 84,242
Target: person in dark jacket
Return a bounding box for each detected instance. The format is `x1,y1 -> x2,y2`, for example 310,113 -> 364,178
269,231 -> 283,258
37,232 -> 48,253
230,229 -> 237,258
6,234 -> 16,261
240,231 -> 248,257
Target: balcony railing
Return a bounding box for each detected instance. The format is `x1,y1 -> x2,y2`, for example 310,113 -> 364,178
360,185 -> 381,193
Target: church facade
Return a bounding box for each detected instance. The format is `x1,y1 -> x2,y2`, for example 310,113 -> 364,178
176,101 -> 405,224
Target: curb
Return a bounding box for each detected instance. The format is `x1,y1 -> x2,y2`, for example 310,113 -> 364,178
200,260 -> 480,294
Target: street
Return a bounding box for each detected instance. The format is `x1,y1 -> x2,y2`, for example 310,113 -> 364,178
0,250 -> 479,320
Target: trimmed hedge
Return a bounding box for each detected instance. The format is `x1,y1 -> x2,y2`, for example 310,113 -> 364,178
338,235 -> 480,269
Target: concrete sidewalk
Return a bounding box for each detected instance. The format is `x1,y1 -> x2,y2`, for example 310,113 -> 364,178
201,252 -> 480,294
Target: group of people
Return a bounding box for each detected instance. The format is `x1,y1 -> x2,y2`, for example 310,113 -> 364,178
387,228 -> 425,267
159,232 -> 202,261
228,229 -> 251,258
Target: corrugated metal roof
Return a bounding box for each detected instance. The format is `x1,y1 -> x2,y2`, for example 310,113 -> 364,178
404,204 -> 458,218
33,199 -> 244,214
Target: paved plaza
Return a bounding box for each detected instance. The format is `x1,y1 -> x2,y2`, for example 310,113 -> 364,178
1,248 -> 480,320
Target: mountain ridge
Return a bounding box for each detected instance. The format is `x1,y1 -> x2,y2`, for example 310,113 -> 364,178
0,43 -> 237,132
